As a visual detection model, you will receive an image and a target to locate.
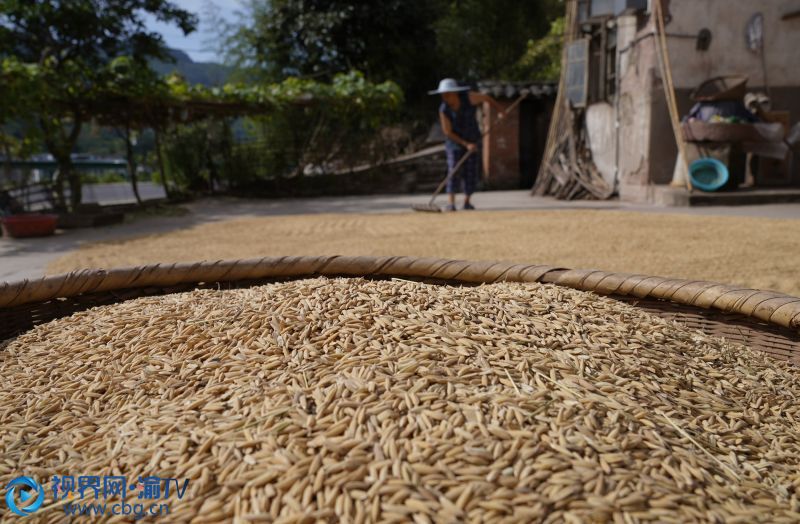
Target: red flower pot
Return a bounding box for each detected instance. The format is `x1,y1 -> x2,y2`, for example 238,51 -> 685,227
1,214 -> 58,238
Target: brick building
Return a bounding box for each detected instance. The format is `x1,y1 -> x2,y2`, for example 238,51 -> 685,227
477,82 -> 557,190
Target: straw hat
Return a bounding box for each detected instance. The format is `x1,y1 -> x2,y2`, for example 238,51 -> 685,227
428,78 -> 470,95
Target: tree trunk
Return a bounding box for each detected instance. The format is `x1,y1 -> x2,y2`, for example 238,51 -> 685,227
206,148 -> 217,195
52,154 -> 71,212
125,123 -> 143,206
2,141 -> 11,180
51,171 -> 66,212
67,167 -> 82,210
65,115 -> 83,211
154,128 -> 172,199
40,115 -> 83,211
220,119 -> 233,190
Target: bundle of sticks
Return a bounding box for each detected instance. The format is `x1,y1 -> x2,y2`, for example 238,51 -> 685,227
532,112 -> 613,200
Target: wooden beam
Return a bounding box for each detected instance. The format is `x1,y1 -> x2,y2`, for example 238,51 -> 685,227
781,9 -> 800,21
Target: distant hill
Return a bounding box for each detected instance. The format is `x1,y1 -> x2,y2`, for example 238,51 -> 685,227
150,49 -> 232,86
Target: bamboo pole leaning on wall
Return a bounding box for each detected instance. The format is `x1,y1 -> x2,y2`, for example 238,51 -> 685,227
653,0 -> 693,191
532,0 -> 577,197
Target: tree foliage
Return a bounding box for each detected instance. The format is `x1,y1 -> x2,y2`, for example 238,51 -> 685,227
225,0 -> 440,108
242,72 -> 403,180
160,71 -> 404,192
0,0 -> 196,67
434,0 -> 563,81
1,55 -> 403,197
0,0 -> 197,210
224,0 -> 564,105
1,0 -> 565,206
507,17 -> 565,82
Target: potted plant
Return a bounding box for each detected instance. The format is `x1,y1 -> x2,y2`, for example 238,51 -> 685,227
0,190 -> 58,238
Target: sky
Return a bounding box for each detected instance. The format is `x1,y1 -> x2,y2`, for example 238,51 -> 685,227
144,0 -> 245,63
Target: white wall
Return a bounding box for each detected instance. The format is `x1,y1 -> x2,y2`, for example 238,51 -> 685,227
667,0 -> 800,89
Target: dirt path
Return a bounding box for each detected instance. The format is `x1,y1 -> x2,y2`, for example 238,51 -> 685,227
49,208 -> 800,295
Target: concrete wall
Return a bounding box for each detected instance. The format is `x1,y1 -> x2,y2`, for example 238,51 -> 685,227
616,15 -> 659,199
665,0 -> 800,89
664,0 -> 800,186
616,1 -> 800,200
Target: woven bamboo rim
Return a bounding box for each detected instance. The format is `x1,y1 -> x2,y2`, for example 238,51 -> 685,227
2,255 -> 800,329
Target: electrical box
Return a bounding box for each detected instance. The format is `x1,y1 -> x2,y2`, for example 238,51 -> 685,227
579,0 -> 647,21
591,0 -> 615,17
566,39 -> 590,108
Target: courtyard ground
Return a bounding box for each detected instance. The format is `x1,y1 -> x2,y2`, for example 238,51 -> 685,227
4,191 -> 798,295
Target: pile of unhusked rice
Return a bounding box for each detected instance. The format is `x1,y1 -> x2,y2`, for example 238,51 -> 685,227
1,278 -> 799,523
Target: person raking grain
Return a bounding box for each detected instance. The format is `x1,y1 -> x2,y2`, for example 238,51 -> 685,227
429,78 -> 504,211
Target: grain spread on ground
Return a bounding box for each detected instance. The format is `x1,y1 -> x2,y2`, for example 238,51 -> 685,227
47,209 -> 800,296
2,278 -> 799,523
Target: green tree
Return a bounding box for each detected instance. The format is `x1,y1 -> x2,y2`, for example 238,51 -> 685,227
159,71 -> 403,190
103,57 -> 170,205
245,71 -> 403,179
434,0 -> 563,81
0,58 -> 43,188
0,58 -> 41,155
224,0 -> 440,108
0,0 -> 197,210
507,17 -> 565,82
223,0 -> 564,118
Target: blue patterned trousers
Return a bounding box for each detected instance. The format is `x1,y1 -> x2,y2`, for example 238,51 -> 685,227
445,148 -> 481,196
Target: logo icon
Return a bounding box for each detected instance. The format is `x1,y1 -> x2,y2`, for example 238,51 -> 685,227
5,476 -> 44,517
